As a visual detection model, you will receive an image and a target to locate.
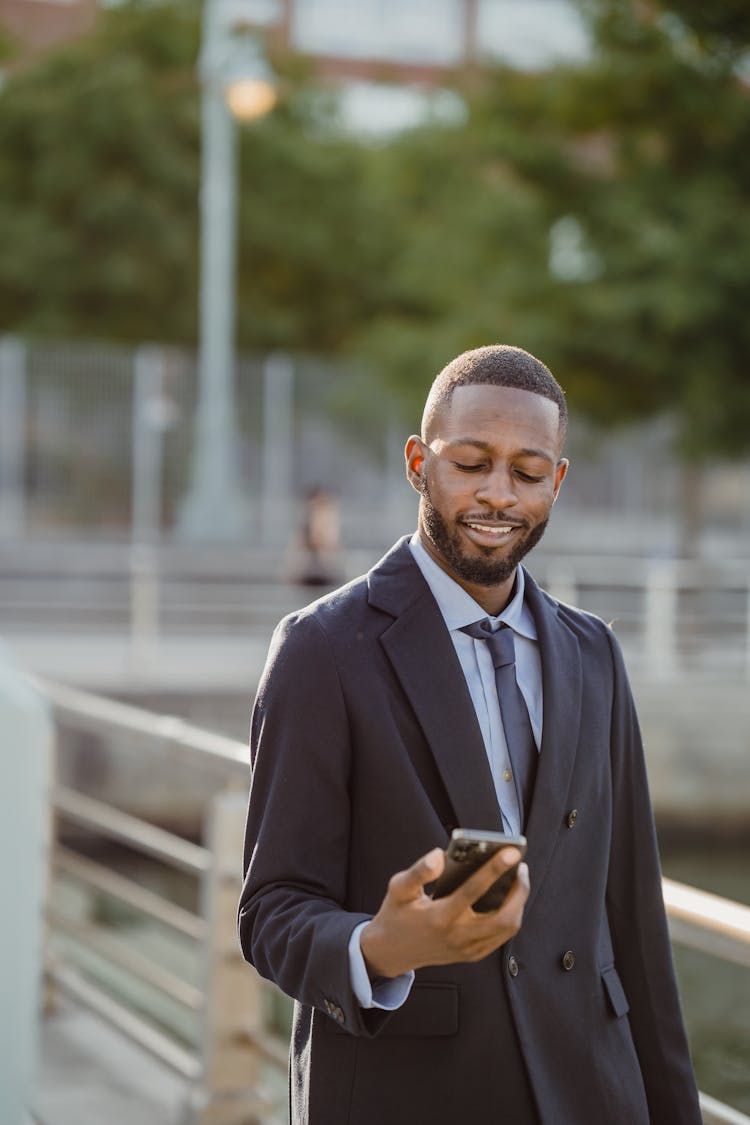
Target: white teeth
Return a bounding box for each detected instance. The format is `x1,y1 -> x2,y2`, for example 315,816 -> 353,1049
465,522 -> 514,535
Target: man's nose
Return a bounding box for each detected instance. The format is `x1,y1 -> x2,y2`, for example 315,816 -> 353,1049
475,465 -> 518,508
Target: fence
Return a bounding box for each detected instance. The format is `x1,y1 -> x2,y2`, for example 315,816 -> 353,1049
3,545 -> 750,683
41,678 -> 287,1125
3,332 -> 750,553
36,678 -> 750,1125
0,335 -> 409,549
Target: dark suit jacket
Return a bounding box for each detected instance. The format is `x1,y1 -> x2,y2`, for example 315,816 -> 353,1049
239,538 -> 701,1125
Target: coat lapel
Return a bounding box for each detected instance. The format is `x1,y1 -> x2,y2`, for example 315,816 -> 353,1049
368,540 -> 504,833
522,572 -> 583,915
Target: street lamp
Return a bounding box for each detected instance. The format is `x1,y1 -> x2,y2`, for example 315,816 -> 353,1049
178,3 -> 277,542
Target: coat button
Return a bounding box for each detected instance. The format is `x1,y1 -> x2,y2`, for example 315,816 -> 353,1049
508,955 -> 519,978
567,809 -> 578,828
562,950 -> 576,971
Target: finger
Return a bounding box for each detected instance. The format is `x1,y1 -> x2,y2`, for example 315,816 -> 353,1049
448,846 -> 523,910
482,861 -> 530,930
461,862 -> 531,950
387,846 -> 445,904
499,861 -> 530,913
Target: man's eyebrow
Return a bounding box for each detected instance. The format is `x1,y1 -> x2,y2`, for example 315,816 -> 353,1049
442,438 -> 555,463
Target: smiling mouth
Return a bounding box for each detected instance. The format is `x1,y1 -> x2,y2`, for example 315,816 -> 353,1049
462,520 -> 524,538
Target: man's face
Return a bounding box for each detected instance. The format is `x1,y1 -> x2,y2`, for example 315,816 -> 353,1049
406,384 -> 568,613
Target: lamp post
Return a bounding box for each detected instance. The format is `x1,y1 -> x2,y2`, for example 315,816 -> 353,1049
178,0 -> 277,542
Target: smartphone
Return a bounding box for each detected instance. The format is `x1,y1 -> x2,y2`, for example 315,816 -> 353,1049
430,828 -> 527,913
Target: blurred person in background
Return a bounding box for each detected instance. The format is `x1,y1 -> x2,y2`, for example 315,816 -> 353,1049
283,486 -> 342,588
298,486 -> 342,587
239,345 -> 700,1125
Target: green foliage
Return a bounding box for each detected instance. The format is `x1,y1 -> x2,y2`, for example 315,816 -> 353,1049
554,0 -> 750,457
0,1 -> 202,342
0,0 -> 393,353
362,0 -> 750,460
0,0 -> 748,466
350,67 -> 583,416
234,111 -> 394,353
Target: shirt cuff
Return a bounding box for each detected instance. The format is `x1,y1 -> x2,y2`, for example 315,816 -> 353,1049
348,921 -> 414,1010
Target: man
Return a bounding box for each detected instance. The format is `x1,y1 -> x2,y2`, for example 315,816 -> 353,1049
239,345 -> 701,1124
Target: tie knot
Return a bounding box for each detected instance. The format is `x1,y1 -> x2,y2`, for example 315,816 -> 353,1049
462,619 -> 516,669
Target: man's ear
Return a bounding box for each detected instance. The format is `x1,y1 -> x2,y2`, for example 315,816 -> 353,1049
552,458 -> 569,503
405,435 -> 427,495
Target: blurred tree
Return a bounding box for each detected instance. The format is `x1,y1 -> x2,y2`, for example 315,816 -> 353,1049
0,0 -> 202,342
550,0 -> 750,550
234,85 -> 397,354
1,0 -> 748,552
355,1 -> 750,551
352,68 -> 577,419
0,0 -> 393,353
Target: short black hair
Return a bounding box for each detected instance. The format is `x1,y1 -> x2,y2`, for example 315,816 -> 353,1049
422,344 -> 568,445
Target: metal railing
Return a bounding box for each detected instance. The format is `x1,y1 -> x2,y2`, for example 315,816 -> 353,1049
40,679 -> 287,1125
533,553 -> 750,681
3,550 -> 750,688
37,678 -> 750,1125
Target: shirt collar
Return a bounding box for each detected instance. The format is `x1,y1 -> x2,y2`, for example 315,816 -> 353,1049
409,532 -> 537,640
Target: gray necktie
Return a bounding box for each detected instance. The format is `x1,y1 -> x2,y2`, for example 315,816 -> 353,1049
462,619 -> 538,827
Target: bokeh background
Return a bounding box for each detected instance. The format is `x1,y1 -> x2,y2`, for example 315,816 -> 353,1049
0,2 -> 748,1123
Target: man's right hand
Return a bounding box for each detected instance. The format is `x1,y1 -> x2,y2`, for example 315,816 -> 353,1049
360,845 -> 530,980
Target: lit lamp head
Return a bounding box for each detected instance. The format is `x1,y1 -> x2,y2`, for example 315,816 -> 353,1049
226,75 -> 277,120
223,31 -> 277,122
201,23 -> 278,121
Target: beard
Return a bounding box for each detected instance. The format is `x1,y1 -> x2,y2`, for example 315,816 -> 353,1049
420,480 -> 549,588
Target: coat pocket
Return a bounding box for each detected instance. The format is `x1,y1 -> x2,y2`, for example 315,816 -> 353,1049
601,965 -> 630,1019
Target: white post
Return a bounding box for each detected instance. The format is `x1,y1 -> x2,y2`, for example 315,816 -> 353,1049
185,789 -> 280,1125
0,643 -> 52,1125
644,559 -> 678,679
130,346 -> 164,666
0,336 -> 27,538
261,353 -> 294,548
178,0 -> 246,541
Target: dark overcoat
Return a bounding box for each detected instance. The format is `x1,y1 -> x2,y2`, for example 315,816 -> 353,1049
238,538 -> 701,1125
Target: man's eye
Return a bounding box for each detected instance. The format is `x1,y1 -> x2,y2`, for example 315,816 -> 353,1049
453,462 -> 485,472
515,470 -> 544,483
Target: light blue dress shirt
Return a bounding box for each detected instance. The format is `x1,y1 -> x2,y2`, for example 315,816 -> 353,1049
408,534 -> 542,833
348,534 -> 543,1009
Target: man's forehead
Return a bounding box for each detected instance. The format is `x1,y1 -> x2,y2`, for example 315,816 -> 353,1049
427,383 -> 563,448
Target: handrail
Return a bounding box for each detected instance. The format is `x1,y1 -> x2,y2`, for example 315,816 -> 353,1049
55,846 -> 206,940
51,963 -> 202,1081
35,675 -> 249,769
54,786 -> 210,874
663,878 -> 750,970
700,1092 -> 750,1125
49,906 -> 204,1011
